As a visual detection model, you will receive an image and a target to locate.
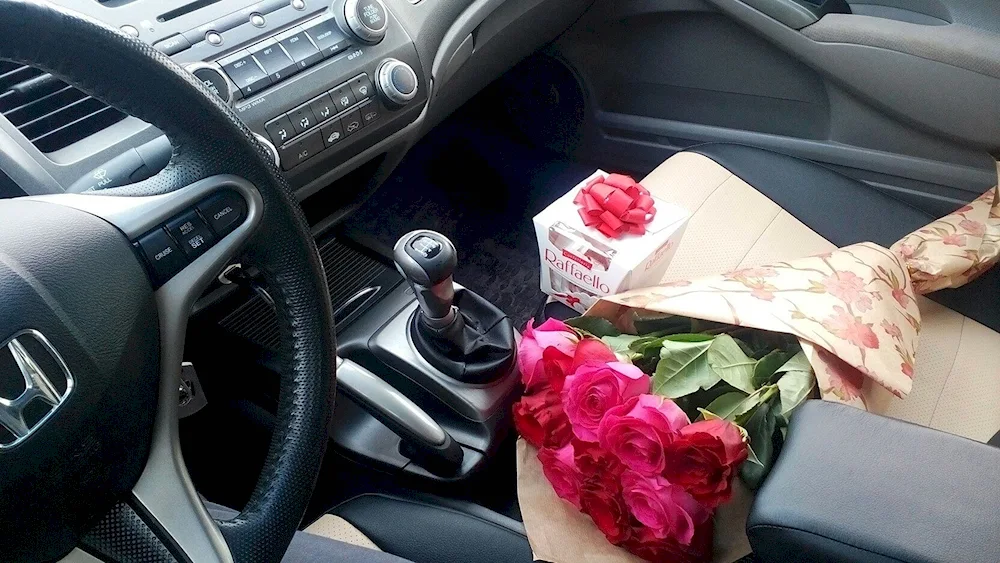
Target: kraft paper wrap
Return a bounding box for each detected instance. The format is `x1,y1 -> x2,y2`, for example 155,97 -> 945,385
517,162 -> 1000,562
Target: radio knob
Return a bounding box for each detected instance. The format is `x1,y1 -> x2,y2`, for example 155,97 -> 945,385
376,59 -> 418,106
343,0 -> 388,44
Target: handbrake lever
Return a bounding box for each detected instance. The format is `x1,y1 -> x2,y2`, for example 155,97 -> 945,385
335,357 -> 464,475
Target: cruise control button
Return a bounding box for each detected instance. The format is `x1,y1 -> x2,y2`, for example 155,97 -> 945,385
288,104 -> 317,134
277,130 -> 324,170
166,211 -> 216,259
349,75 -> 374,100
138,228 -> 188,285
265,115 -> 295,145
321,119 -> 344,147
278,30 -> 322,69
198,191 -> 248,236
330,85 -> 356,111
251,40 -> 297,82
153,34 -> 191,55
220,51 -> 270,96
341,108 -> 363,137
303,17 -> 350,57
310,94 -> 337,122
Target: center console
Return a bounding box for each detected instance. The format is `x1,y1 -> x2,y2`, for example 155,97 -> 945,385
58,0 -> 426,189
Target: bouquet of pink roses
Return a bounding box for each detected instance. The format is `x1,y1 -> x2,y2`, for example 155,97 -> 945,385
514,316 -> 814,562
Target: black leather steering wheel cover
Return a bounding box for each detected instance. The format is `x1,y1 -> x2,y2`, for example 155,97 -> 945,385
0,2 -> 336,562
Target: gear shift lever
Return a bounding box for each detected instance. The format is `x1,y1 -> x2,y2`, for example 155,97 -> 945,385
393,230 -> 458,327
392,230 -> 516,383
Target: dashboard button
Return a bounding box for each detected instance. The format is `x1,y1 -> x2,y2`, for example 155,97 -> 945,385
166,211 -> 216,260
199,192 -> 248,236
220,51 -> 271,96
278,130 -> 323,170
153,34 -> 191,55
138,228 -> 188,286
349,75 -> 374,100
278,30 -> 322,69
321,120 -> 344,147
265,115 -> 295,145
330,85 -> 356,112
310,94 -> 337,122
250,40 -> 297,82
341,108 -> 364,137
303,17 -> 350,57
188,64 -> 233,105
360,103 -> 380,126
288,104 -> 317,134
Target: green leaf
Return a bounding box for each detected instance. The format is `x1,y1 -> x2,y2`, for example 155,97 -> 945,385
565,316 -> 620,338
702,391 -> 751,420
634,314 -> 691,335
752,350 -> 791,388
652,339 -> 717,398
707,335 -> 756,393
740,402 -> 780,490
775,350 -> 812,374
665,333 -> 716,342
601,334 -> 641,355
697,408 -> 723,421
776,353 -> 816,417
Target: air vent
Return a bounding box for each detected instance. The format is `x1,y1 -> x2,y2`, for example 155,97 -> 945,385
0,60 -> 127,153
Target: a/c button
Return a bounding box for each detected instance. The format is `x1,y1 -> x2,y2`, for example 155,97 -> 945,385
277,129 -> 323,170
198,191 -> 248,237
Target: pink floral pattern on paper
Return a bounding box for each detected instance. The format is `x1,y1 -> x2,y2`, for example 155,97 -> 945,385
586,165 -> 1000,409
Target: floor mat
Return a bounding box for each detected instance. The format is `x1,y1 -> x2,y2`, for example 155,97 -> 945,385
343,118 -> 594,328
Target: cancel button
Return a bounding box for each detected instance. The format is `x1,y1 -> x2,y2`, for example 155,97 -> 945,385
198,191 -> 248,237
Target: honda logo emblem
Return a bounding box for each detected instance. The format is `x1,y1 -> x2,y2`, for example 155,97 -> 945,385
0,330 -> 74,448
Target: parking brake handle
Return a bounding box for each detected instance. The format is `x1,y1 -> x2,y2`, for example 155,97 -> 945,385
335,356 -> 464,475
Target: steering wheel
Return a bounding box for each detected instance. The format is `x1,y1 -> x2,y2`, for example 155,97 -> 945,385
0,2 -> 336,562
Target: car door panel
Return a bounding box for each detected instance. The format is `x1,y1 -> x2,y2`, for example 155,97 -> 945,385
548,0 -> 1000,215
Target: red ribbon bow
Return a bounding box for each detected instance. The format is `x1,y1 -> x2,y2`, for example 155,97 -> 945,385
574,174 -> 656,239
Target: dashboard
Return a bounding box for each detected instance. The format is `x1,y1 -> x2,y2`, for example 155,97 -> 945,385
0,0 -> 594,203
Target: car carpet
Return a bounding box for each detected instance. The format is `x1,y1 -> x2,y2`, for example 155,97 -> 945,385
342,119 -> 595,329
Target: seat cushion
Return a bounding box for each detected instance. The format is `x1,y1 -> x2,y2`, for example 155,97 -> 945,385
637,145 -> 1000,442
327,493 -> 534,563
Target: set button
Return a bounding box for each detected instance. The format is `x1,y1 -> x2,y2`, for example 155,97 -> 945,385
135,191 -> 249,286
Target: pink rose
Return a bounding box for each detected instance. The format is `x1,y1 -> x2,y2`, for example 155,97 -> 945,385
598,395 -> 690,475
518,319 -> 578,392
562,362 -> 650,442
621,470 -> 709,545
538,443 -> 583,509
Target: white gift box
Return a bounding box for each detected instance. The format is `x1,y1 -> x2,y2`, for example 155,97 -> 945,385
533,170 -> 690,313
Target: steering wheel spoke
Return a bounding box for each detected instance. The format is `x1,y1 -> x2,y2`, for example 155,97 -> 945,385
29,177 -> 263,563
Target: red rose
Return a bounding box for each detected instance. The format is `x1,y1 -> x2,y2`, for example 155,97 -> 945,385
624,519 -> 713,563
538,443 -> 583,509
513,387 -> 572,449
572,438 -> 622,477
662,419 -> 748,508
579,472 -> 633,545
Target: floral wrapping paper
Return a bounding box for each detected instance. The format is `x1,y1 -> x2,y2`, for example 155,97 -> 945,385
590,173 -> 1000,410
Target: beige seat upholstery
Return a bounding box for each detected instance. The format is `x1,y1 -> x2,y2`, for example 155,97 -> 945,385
640,152 -> 1000,442
304,514 -> 383,551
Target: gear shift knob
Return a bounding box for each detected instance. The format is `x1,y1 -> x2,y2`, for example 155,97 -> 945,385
393,230 -> 458,322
